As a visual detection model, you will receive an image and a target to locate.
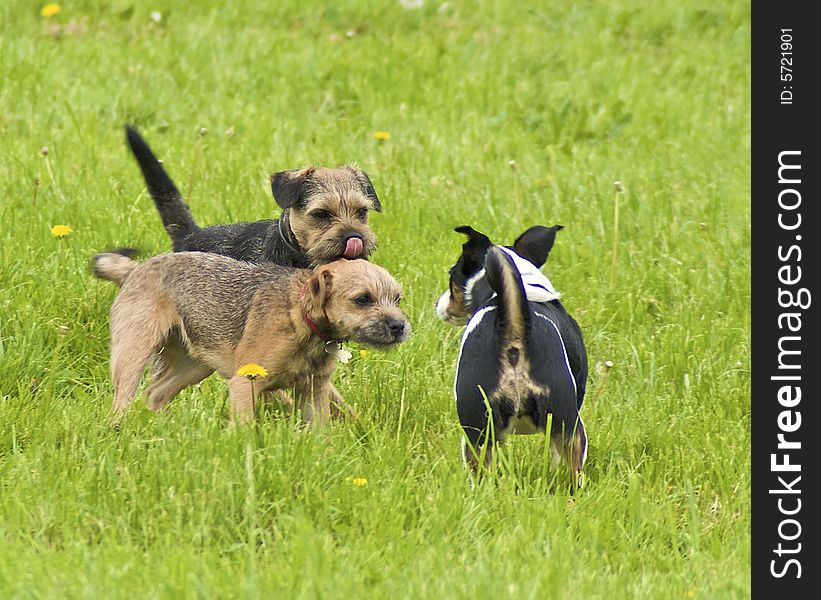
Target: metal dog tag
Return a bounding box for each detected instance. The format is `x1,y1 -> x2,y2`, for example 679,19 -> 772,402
325,342 -> 352,364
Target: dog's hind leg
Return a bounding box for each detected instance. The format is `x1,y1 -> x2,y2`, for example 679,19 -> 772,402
549,411 -> 588,490
110,328 -> 164,418
461,425 -> 495,476
145,339 -> 213,412
109,298 -> 177,418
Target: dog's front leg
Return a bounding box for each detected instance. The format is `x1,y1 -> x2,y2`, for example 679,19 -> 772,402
258,389 -> 295,408
328,384 -> 357,421
294,377 -> 333,427
227,375 -> 260,424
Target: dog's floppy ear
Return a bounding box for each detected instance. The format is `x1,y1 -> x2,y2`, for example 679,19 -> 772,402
511,225 -> 564,267
308,268 -> 334,313
271,166 -> 316,209
348,166 -> 382,212
455,225 -> 492,273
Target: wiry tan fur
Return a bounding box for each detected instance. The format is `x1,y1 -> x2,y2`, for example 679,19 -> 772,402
276,166 -> 379,266
93,251 -> 137,284
93,251 -> 409,424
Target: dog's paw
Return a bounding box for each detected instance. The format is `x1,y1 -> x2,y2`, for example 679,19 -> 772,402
330,399 -> 358,422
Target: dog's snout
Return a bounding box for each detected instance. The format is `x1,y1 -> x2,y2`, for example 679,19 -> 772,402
435,290 -> 451,322
387,319 -> 406,337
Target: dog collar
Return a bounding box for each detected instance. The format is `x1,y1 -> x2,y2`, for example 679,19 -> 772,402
302,310 -> 351,362
278,214 -> 302,255
302,310 -> 334,342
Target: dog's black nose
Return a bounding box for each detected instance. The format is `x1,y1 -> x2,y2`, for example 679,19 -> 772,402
387,319 -> 406,337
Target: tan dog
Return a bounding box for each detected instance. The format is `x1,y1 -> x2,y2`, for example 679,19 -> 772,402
93,250 -> 409,423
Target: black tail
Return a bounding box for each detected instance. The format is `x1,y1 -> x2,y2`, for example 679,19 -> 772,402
125,125 -> 198,245
484,246 -> 530,342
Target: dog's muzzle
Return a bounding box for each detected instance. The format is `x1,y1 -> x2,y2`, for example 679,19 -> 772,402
435,290 -> 467,326
387,319 -> 406,339
380,318 -> 410,345
435,291 -> 450,321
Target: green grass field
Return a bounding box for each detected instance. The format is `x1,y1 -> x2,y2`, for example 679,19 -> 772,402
0,1 -> 750,597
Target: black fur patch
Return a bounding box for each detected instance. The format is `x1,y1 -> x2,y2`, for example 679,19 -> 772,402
271,168 -> 316,209
510,225 -> 563,268
507,346 -> 520,367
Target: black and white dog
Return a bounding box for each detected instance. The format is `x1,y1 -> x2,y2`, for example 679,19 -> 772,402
436,225 -> 588,486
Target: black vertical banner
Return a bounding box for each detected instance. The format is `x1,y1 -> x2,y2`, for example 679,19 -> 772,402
753,3 -> 818,597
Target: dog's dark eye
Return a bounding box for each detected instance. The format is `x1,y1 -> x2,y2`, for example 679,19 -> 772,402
354,294 -> 372,307
394,295 -> 402,306
311,210 -> 331,221
356,208 -> 368,221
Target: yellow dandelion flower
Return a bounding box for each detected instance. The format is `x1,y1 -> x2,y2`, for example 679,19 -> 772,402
236,363 -> 268,379
373,131 -> 391,141
50,224 -> 72,238
352,477 -> 368,487
41,4 -> 61,17
358,350 -> 368,358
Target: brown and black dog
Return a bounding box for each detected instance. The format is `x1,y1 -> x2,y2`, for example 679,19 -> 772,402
93,249 -> 409,424
126,126 -> 381,268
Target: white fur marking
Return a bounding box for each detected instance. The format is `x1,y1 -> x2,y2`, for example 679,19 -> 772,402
435,290 -> 451,322
463,268 -> 486,307
577,413 -> 588,465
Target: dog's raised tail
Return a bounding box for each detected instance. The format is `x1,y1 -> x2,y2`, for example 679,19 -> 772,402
484,246 -> 530,342
92,248 -> 139,286
125,125 -> 198,246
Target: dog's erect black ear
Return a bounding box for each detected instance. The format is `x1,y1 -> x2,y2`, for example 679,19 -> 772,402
348,166 -> 382,212
271,167 -> 316,209
455,225 -> 492,273
455,226 -> 492,248
511,225 -> 564,267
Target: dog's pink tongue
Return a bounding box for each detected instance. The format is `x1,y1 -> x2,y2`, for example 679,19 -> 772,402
344,237 -> 364,258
